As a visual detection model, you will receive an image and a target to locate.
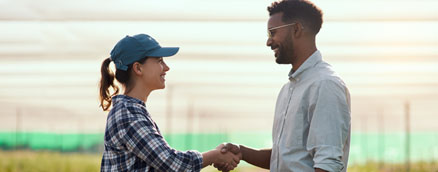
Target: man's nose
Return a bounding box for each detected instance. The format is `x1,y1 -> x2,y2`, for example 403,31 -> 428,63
266,37 -> 272,47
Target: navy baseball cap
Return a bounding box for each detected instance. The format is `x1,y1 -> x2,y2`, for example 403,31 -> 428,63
110,34 -> 179,71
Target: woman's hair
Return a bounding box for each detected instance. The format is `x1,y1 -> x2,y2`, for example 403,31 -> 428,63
99,57 -> 148,111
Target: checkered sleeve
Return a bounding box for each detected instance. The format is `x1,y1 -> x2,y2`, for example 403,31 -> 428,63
120,115 -> 203,172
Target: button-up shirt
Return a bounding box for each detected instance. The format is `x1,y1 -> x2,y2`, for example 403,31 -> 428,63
270,50 -> 351,172
101,95 -> 203,172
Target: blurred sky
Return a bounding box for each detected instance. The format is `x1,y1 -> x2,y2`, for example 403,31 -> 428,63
0,0 -> 437,134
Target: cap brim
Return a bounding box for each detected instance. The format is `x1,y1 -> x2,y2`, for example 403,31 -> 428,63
147,47 -> 179,57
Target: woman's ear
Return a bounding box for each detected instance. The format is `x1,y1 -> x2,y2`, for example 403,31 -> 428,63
132,62 -> 143,75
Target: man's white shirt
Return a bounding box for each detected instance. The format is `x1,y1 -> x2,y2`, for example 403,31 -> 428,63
270,50 -> 351,172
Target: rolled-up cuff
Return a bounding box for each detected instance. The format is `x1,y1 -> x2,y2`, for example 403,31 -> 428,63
311,145 -> 344,172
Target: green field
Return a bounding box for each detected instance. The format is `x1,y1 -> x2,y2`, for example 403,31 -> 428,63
1,150 -> 437,172
1,131 -> 438,171
2,131 -> 438,164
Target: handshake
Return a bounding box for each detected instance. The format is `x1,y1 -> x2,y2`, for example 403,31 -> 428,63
208,143 -> 242,171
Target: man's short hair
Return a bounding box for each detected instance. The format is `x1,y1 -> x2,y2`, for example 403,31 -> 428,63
268,0 -> 323,35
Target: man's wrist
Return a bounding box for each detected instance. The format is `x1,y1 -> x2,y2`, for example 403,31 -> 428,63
239,144 -> 246,162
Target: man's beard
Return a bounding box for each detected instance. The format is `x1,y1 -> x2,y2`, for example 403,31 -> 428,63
275,37 -> 294,64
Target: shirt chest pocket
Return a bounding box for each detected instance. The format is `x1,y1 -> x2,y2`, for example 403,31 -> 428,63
281,96 -> 310,148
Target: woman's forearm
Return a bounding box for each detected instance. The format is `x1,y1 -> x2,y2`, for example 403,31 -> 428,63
201,150 -> 218,168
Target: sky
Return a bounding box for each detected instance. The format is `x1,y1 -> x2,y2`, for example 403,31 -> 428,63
0,0 -> 437,134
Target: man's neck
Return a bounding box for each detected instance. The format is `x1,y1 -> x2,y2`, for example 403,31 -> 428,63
291,47 -> 317,72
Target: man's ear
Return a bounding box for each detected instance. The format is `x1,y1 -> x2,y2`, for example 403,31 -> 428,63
294,22 -> 305,38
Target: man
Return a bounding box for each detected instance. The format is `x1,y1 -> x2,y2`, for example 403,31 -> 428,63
215,0 -> 351,172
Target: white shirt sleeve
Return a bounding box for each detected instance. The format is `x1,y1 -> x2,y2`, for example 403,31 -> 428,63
306,79 -> 351,172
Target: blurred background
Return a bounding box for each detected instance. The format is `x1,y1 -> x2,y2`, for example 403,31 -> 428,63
0,0 -> 437,171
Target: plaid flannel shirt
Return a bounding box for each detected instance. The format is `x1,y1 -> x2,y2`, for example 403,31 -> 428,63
101,95 -> 203,172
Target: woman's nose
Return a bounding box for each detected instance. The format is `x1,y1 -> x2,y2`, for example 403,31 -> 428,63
164,63 -> 170,71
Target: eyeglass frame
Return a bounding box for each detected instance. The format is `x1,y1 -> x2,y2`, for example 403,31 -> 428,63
267,23 -> 297,38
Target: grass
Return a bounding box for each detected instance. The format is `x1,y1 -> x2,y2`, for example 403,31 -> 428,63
1,150 -> 437,172
348,161 -> 438,172
0,150 -> 100,172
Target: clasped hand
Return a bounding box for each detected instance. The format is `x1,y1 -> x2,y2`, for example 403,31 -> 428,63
213,143 -> 242,172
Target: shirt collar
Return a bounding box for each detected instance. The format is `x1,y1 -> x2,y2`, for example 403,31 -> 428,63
112,94 -> 146,107
288,50 -> 322,81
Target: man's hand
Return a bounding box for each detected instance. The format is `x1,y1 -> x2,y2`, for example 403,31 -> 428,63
213,143 -> 242,171
315,168 -> 328,172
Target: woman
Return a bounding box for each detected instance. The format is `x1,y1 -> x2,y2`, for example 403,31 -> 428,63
99,34 -> 239,171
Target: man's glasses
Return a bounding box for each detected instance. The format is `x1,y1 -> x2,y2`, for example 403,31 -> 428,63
267,23 -> 297,38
